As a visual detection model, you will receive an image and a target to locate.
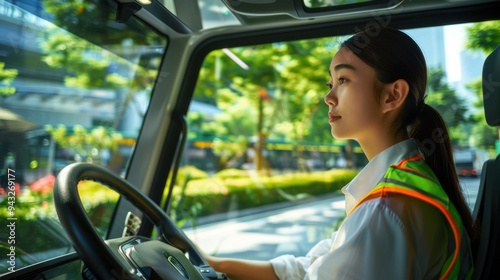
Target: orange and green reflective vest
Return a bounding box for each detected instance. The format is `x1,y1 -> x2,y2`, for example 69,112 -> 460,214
348,154 -> 473,280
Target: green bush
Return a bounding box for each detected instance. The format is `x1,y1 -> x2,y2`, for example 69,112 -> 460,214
213,168 -> 256,179
175,168 -> 358,219
176,165 -> 209,182
0,180 -> 120,273
0,180 -> 119,240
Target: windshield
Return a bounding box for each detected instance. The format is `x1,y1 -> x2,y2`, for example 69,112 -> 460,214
0,0 -> 166,273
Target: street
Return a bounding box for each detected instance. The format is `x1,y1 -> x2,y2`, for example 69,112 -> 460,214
185,177 -> 480,261
461,177 -> 480,211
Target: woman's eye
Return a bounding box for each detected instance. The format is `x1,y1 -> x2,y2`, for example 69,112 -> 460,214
338,78 -> 347,85
326,83 -> 333,90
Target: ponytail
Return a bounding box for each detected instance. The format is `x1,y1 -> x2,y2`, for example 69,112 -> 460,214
409,104 -> 479,253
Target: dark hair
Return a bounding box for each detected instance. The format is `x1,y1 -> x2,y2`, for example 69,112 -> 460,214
341,27 -> 479,253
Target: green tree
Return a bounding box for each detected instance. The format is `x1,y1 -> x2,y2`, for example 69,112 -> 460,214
0,63 -> 18,96
45,124 -> 122,164
190,49 -> 257,169
465,21 -> 500,54
191,39 -> 342,171
465,79 -> 498,149
223,45 -> 286,170
272,38 -> 352,168
42,0 -> 162,46
465,20 -> 500,148
425,67 -> 469,145
275,38 -> 340,144
41,32 -> 129,89
41,0 -> 164,128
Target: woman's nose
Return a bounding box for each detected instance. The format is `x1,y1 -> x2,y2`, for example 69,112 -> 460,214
324,89 -> 336,106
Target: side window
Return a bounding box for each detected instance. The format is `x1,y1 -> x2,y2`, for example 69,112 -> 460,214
0,0 -> 166,274
171,21 -> 499,260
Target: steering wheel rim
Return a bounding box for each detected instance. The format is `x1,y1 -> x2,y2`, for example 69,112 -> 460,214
53,162 -> 207,279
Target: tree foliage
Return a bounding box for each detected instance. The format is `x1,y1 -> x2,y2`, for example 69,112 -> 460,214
191,38 -> 341,170
41,32 -> 129,89
465,78 -> 498,149
0,62 -> 18,96
465,21 -> 500,54
464,20 -> 500,149
41,0 -> 165,129
45,124 -> 122,163
42,0 -> 163,46
41,0 -> 163,89
424,67 -> 470,146
426,68 -> 468,127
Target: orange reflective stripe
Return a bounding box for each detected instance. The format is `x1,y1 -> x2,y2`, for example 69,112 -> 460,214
350,186 -> 460,280
347,191 -> 384,216
393,154 -> 422,168
392,154 -> 430,177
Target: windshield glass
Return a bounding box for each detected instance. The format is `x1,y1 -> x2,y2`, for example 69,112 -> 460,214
0,0 -> 166,273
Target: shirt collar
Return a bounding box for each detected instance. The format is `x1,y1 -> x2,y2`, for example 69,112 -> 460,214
342,138 -> 420,213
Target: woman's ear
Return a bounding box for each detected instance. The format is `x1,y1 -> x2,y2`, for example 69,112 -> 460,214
381,79 -> 409,113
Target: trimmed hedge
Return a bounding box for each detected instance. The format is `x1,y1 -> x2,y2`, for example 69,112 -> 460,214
172,168 -> 358,218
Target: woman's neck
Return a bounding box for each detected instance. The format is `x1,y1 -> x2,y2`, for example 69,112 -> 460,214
359,131 -> 409,161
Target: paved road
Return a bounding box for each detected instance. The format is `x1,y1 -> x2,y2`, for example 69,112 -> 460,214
460,177 -> 480,211
185,177 -> 480,261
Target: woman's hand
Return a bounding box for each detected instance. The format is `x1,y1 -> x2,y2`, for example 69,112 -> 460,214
195,243 -> 278,280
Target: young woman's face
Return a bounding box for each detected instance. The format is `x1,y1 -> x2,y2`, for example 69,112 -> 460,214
324,47 -> 385,141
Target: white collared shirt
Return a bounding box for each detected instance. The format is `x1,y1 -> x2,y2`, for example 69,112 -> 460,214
270,139 -> 451,279
343,138 -> 420,214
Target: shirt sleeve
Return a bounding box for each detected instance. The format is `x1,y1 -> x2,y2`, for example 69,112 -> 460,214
270,232 -> 337,280
306,200 -> 417,280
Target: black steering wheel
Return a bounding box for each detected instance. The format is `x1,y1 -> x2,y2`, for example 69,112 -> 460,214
53,162 -> 219,280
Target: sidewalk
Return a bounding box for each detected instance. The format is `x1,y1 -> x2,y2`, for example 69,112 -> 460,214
184,195 -> 346,260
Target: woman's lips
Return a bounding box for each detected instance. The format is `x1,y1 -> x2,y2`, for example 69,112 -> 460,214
329,114 -> 341,123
